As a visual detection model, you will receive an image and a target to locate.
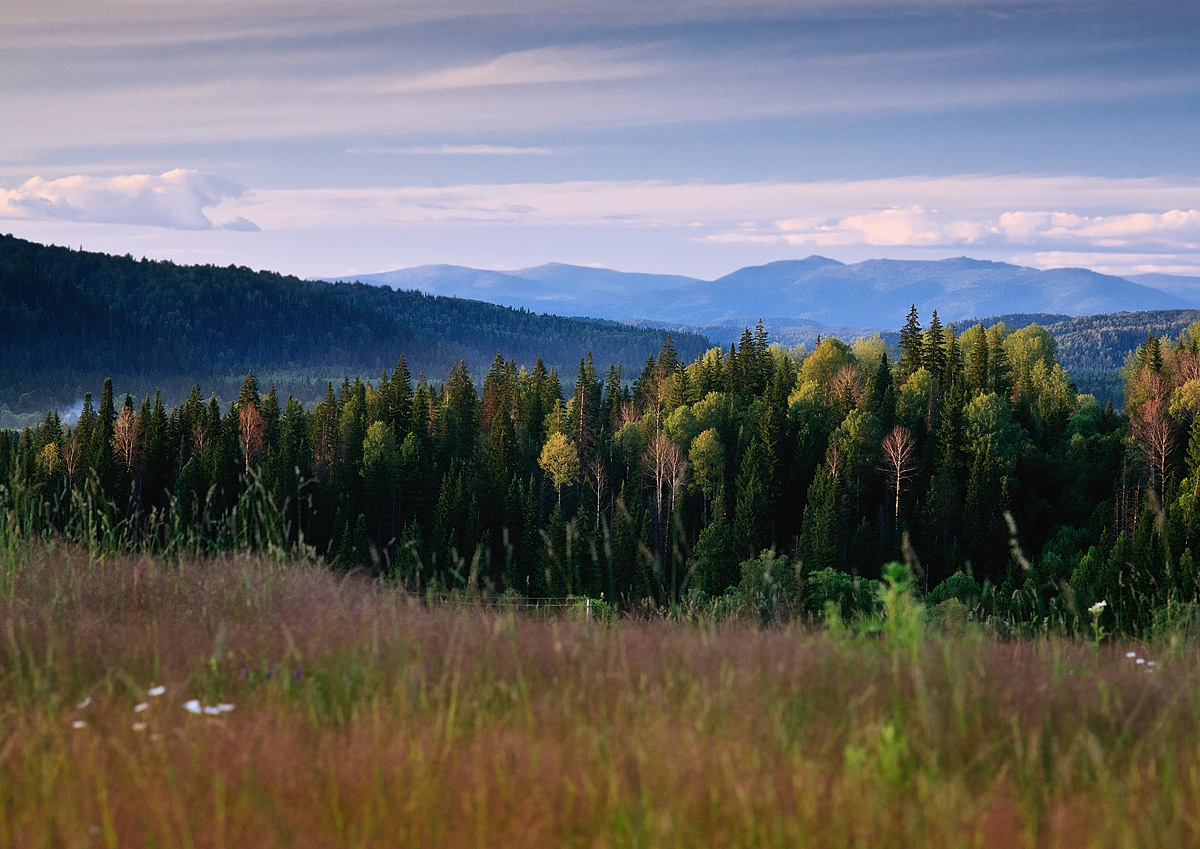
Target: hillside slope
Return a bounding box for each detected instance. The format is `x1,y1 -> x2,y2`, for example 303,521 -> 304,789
0,234 -> 708,416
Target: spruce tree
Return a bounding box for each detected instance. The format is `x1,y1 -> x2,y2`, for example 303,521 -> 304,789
966,325 -> 989,395
734,440 -> 770,556
865,351 -> 896,435
924,310 -> 946,381
899,305 -> 925,379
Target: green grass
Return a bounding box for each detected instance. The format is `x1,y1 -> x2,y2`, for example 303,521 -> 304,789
0,547 -> 1197,847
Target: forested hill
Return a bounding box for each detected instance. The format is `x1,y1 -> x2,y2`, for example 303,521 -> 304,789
952,309 -> 1200,405
956,310 -> 1200,372
0,234 -> 708,415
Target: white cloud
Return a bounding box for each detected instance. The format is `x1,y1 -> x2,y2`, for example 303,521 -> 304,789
214,175 -> 1200,241
9,172 -> 1196,280
0,169 -> 254,231
385,47 -> 657,92
1013,252 -> 1200,277
997,209 -> 1200,249
774,206 -> 970,247
347,144 -> 557,156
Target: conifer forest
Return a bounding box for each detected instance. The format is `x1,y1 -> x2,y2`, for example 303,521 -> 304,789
6,301 -> 1199,637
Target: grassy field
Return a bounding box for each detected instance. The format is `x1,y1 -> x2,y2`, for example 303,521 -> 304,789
1,548 -> 1198,848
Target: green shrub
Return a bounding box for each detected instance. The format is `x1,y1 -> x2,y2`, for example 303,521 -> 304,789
926,570 -> 981,608
803,567 -> 880,623
738,549 -> 800,623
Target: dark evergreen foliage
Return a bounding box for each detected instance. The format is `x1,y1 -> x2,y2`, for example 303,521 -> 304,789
0,233 -> 707,414
7,235 -> 1200,634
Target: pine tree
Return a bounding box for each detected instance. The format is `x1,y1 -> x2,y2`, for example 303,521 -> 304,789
142,390 -> 171,509
235,371 -> 260,412
481,351 -> 508,432
798,466 -> 841,573
657,333 -> 679,375
942,328 -> 962,390
865,351 -> 896,435
924,309 -> 946,382
966,325 -> 989,394
89,378 -> 118,494
261,384 -> 280,450
899,305 -> 925,379
735,440 -> 770,556
390,356 -> 413,441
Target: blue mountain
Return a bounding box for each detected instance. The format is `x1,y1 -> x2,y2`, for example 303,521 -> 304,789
328,256 -> 1191,330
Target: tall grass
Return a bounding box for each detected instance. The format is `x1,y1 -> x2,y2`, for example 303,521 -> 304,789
1,548 -> 1198,847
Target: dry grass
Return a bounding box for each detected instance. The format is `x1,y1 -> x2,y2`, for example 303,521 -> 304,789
1,546 -> 1198,848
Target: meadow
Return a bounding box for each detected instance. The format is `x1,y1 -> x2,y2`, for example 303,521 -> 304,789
0,547 -> 1196,848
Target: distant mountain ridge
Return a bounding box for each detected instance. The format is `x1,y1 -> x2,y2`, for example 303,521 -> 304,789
330,256 -> 1192,331
0,234 -> 708,418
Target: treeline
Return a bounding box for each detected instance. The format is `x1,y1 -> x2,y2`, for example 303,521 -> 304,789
0,233 -> 707,413
950,310 -> 1200,409
11,308 -> 1200,635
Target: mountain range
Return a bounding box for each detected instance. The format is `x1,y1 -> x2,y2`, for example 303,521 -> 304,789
329,256 -> 1196,340
0,233 -> 707,424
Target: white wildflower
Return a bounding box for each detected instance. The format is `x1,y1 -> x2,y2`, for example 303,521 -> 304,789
133,702 -> 149,713
72,720 -> 86,729
76,696 -> 92,709
184,699 -> 202,714
217,703 -> 235,713
203,705 -> 221,715
132,722 -> 146,732
1137,657 -> 1146,664
1125,651 -> 1137,658
148,685 -> 165,697
1088,600 -> 1107,616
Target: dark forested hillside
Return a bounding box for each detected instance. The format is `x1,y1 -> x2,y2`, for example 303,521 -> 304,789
0,233 -> 708,415
7,307 -> 1200,636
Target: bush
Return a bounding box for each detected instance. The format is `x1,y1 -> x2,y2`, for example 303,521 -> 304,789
738,549 -> 800,623
926,570 -> 981,608
803,567 -> 880,623
569,596 -> 617,624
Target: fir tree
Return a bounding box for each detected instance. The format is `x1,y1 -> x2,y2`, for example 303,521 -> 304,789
899,305 -> 925,379
924,309 -> 946,381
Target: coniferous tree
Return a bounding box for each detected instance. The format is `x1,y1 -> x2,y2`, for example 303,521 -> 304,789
864,351 -> 896,436
924,310 -> 946,382
899,305 -> 925,379
89,378 -> 117,493
142,391 -> 171,509
966,325 -> 989,395
735,440 -> 770,556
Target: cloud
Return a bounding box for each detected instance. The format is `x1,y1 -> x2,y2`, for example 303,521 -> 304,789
216,175 -> 1200,237
1013,252 -> 1200,277
716,199 -> 1200,254
6,0 -> 1196,159
996,210 -> 1200,249
221,216 -> 262,232
387,47 -> 657,92
0,169 -> 254,231
347,144 -> 557,156
774,207 -> 985,248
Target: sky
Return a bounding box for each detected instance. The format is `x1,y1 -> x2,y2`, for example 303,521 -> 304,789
3,0 -> 1199,281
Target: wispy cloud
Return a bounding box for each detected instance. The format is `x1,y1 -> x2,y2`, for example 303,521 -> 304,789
347,144 -> 558,156
1014,252 -> 1200,277
195,174 -> 1200,275
730,206 -> 1200,251
0,170 -> 256,231
383,47 -> 658,92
